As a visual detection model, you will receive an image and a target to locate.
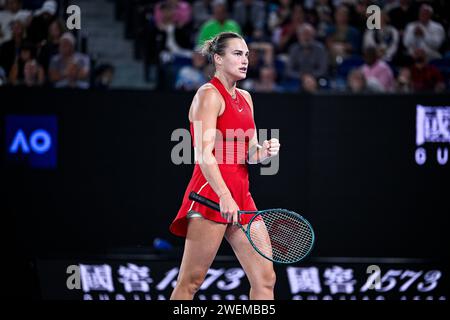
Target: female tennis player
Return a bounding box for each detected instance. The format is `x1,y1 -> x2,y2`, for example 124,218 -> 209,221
169,32 -> 280,300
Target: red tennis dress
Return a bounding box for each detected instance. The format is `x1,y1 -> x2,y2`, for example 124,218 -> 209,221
169,76 -> 258,237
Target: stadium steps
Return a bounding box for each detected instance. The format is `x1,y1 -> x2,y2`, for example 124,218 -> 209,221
74,0 -> 151,89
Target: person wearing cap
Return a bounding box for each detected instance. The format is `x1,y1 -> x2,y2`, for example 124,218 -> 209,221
48,32 -> 90,89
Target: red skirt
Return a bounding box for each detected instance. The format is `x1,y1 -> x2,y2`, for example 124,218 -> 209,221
170,163 -> 257,237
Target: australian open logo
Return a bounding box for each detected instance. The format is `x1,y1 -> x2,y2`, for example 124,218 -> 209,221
415,105 -> 449,166
5,115 -> 58,169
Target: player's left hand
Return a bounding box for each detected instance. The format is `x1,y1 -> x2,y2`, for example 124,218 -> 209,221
262,138 -> 280,158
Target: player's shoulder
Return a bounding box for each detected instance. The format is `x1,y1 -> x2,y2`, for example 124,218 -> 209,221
195,83 -> 222,101
196,83 -> 221,100
193,83 -> 223,111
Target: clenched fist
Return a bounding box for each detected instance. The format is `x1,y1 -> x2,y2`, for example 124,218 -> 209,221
260,138 -> 280,159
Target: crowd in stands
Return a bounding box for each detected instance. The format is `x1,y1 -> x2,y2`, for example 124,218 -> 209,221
2,0 -> 450,93
0,0 -> 114,89
135,0 -> 450,93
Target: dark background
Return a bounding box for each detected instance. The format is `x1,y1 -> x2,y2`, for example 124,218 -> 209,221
1,89 -> 449,297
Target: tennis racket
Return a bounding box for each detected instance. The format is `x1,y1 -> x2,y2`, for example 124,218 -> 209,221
188,191 -> 315,264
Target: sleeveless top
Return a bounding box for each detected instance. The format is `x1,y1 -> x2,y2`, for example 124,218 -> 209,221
189,76 -> 256,165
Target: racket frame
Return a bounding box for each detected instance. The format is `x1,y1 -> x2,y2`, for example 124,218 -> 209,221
188,192 -> 315,264
239,209 -> 315,264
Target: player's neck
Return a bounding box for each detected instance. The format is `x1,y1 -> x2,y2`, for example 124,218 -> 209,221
215,73 -> 237,97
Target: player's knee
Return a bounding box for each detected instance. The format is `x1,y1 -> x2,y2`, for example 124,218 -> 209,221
266,270 -> 277,289
181,270 -> 206,294
254,269 -> 276,290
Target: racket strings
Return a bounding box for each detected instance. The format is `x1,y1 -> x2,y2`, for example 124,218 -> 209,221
248,210 -> 313,263
252,215 -> 311,262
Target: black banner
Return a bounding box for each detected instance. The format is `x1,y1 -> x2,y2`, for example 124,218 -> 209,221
36,256 -> 448,301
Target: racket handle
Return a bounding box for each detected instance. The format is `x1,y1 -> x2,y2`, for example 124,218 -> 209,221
189,192 -> 221,212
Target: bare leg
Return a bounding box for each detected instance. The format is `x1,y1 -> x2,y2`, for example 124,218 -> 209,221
225,224 -> 276,300
170,217 -> 227,300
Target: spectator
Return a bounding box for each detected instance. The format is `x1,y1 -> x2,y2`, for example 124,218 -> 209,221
347,68 -> 370,93
388,0 -> 417,34
301,73 -> 318,93
314,0 -> 333,41
27,0 -> 57,46
409,47 -> 445,92
285,23 -> 328,80
154,0 -> 192,28
0,18 -> 25,76
325,5 -> 361,64
240,42 -> 274,90
232,0 -> 266,41
48,32 -> 90,89
22,58 -> 45,86
403,4 -> 445,61
9,40 -> 44,86
197,0 -> 241,46
248,42 -> 274,82
240,46 -> 261,87
363,10 -> 399,62
272,4 -> 306,54
267,0 -> 293,34
360,46 -> 395,92
351,0 -> 372,31
54,60 -> 88,89
151,3 -> 192,62
249,41 -> 274,70
0,0 -> 30,45
146,2 -> 192,89
253,65 -> 283,93
242,45 -> 279,88
175,50 -> 208,91
37,18 -> 65,75
192,0 -> 213,32
93,63 -> 115,90
395,67 -> 412,93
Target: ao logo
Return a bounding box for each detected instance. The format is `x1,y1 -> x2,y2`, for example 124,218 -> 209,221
5,115 -> 57,168
9,129 -> 52,154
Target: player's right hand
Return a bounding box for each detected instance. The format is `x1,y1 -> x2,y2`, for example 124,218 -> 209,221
219,193 -> 240,225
